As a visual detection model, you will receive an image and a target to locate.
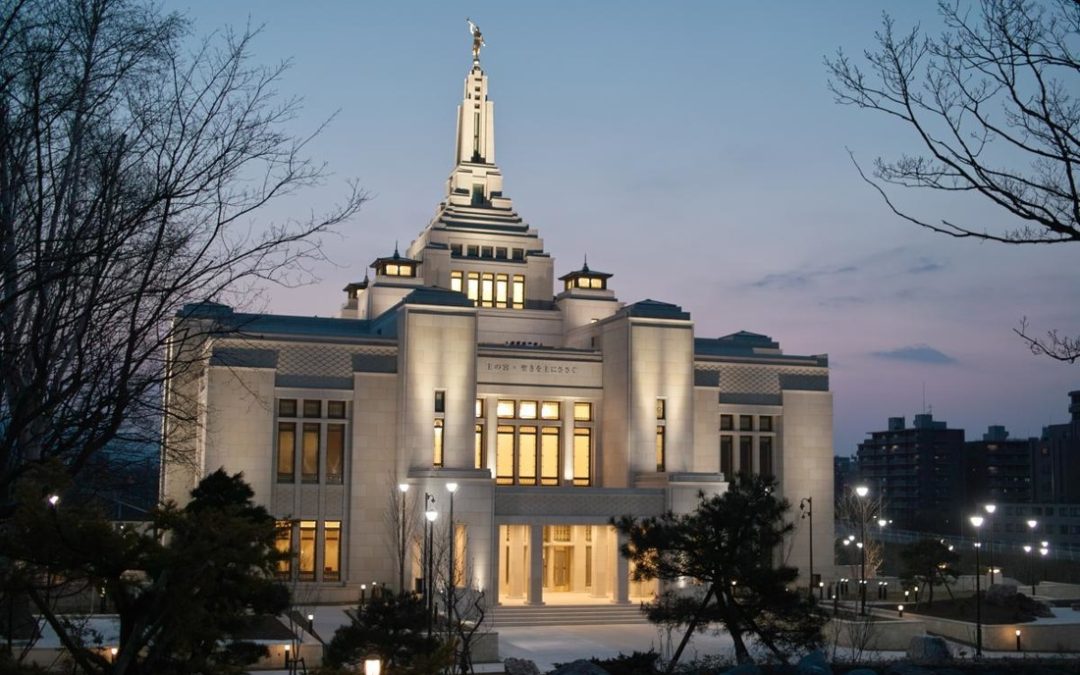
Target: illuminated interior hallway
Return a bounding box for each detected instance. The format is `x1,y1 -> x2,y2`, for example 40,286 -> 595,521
497,525 -> 656,605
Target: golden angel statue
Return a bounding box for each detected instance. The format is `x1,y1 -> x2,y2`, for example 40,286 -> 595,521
467,18 -> 485,62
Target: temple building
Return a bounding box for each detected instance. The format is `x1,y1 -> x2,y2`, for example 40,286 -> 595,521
161,32 -> 835,607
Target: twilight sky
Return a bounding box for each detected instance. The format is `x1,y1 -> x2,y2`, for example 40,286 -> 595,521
168,1 -> 1079,454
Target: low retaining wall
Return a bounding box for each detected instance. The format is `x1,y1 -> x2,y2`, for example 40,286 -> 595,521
829,612 -> 1080,653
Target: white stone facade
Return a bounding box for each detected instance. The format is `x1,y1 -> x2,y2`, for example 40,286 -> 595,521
161,53 -> 835,606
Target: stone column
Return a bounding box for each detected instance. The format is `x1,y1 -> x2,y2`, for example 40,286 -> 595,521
528,524 -> 545,605
615,530 -> 629,604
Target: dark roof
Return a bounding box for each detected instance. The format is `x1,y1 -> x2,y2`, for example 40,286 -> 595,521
402,287 -> 475,308
179,304 -> 378,339
370,249 -> 420,269
621,299 -> 690,320
558,261 -> 612,282
695,331 -> 781,356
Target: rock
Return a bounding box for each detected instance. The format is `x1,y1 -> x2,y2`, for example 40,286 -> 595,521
548,660 -> 608,675
986,583 -> 1018,604
503,657 -> 541,675
796,650 -> 831,675
723,665 -> 763,675
905,635 -> 951,663
884,664 -> 934,675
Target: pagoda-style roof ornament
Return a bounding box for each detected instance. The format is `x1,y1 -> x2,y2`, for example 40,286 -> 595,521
559,257 -> 612,290
370,247 -> 420,278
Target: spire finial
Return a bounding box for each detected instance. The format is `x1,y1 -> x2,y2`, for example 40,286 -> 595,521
582,253 -> 590,273
393,240 -> 400,259
467,18 -> 485,64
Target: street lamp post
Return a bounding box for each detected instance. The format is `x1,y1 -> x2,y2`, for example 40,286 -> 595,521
1023,545 -> 1033,595
984,504 -> 996,585
800,497 -> 813,599
446,482 -> 458,629
855,485 -> 869,616
398,483 -> 409,593
1039,544 -> 1049,591
970,515 -> 984,658
1026,519 -> 1037,593
424,494 -> 438,638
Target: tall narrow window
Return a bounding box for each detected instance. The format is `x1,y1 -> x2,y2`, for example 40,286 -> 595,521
277,423 -> 296,482
466,272 -> 480,304
481,272 -> 494,307
475,398 -> 484,418
299,521 -> 317,581
495,273 -> 508,307
656,426 -> 666,472
451,271 -> 463,293
540,427 -> 560,486
759,436 -> 774,478
475,424 -> 485,469
496,426 -> 515,485
324,521 -> 341,581
433,419 -> 445,467
739,436 -> 754,474
274,521 -> 293,578
435,390 -> 446,413
573,427 -> 592,486
327,424 -> 345,484
512,275 -> 525,309
656,398 -> 666,420
302,424 -> 320,483
518,426 -> 537,485
720,435 -> 734,477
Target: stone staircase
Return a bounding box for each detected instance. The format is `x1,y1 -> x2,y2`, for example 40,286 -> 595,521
489,603 -> 647,627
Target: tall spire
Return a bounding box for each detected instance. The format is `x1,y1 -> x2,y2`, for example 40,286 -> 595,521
454,40 -> 494,165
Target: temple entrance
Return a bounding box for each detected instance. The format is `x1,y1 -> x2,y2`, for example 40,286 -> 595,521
548,546 -> 571,591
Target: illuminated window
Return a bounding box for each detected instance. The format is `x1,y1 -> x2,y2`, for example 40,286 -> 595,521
656,398 -> 666,420
497,400 -> 515,418
302,424 -> 319,482
759,415 -> 773,432
277,423 -> 295,482
435,390 -> 445,413
475,398 -> 484,418
324,521 -> 341,581
328,401 -> 346,419
451,271 -> 463,292
740,436 -> 753,473
304,400 -> 322,418
496,426 -> 515,485
540,427 -> 559,485
573,402 -> 592,421
739,415 -> 753,431
475,424 -> 484,468
275,521 -> 292,578
467,272 -> 480,304
433,419 -> 444,467
518,400 -> 538,419
279,399 -> 297,417
656,426 -> 666,472
299,521 -> 317,581
720,435 -> 733,477
573,427 -> 591,486
518,426 -> 537,485
720,414 -> 733,431
327,424 -> 345,484
481,272 -> 494,307
495,273 -> 508,307
512,275 -> 525,309
759,436 -> 774,477
540,401 -> 560,420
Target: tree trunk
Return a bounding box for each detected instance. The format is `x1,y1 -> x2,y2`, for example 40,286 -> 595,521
663,584 -> 715,675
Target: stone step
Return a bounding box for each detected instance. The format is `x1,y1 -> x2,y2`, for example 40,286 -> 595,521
489,604 -> 647,627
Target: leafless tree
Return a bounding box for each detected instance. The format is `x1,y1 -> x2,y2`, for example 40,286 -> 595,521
0,0 -> 364,503
0,0 -> 364,659
826,0 -> 1080,362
